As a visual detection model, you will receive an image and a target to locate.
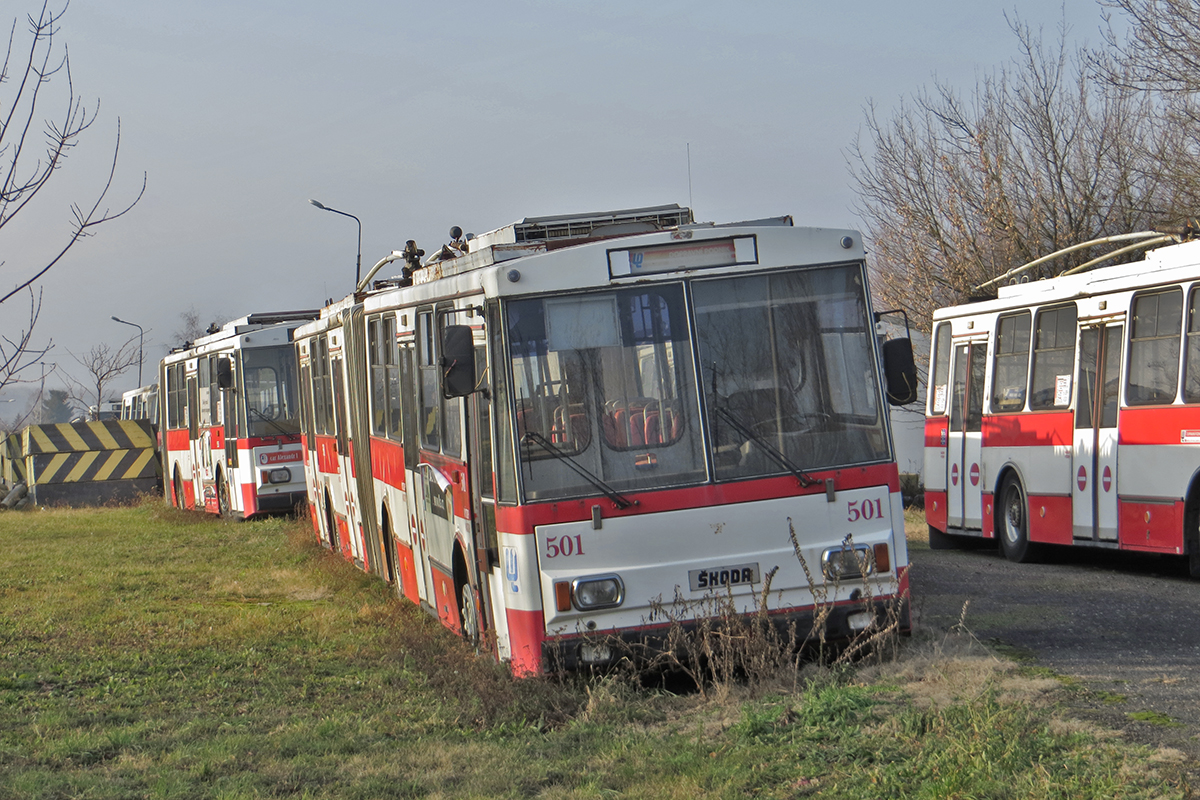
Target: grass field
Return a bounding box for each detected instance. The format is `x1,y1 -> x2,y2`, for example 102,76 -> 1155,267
0,500 -> 1187,798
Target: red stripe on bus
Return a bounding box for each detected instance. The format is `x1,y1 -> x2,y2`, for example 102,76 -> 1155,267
495,463 -> 900,533
370,437 -> 406,490
925,490 -> 948,532
982,412 -> 1073,448
164,428 -> 190,451
924,418 -> 947,448
1118,406 -> 1200,445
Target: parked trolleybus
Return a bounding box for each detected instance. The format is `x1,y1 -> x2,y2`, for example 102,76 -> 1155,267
121,384 -> 159,422
296,205 -> 918,674
160,311 -> 317,518
923,230 -> 1200,575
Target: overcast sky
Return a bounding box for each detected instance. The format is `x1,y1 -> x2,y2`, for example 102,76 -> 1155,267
4,0 -> 1111,407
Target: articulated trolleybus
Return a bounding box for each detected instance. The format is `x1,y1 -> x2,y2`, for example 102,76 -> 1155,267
161,311 -> 317,519
297,205 -> 918,674
924,229 -> 1200,575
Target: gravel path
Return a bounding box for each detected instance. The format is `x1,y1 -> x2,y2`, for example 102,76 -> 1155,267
908,538 -> 1200,761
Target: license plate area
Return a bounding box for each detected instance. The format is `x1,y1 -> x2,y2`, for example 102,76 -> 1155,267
687,562 -> 761,592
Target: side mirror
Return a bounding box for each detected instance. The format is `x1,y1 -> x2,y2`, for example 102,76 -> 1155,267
882,338 -> 918,406
441,325 -> 476,398
216,357 -> 234,389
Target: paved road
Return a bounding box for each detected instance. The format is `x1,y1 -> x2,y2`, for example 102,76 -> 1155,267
908,537 -> 1200,760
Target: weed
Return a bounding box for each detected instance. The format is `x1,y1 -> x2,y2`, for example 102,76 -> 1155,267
1128,710 -> 1185,727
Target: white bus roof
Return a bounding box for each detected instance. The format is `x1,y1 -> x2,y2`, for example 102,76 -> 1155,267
936,238 -> 1200,320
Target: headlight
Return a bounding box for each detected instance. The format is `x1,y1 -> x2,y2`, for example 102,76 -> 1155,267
265,467 -> 292,485
571,574 -> 625,610
821,545 -> 875,581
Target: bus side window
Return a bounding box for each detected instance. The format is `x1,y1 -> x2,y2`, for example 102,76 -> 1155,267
1185,287 -> 1200,403
929,322 -> 952,415
992,312 -> 1031,412
1030,304 -> 1078,410
1128,288 -> 1183,405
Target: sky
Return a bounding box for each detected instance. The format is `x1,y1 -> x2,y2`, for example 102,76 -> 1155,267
3,0 -> 1113,412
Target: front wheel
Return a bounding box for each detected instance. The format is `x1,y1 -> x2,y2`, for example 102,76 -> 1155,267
999,474 -> 1039,563
217,472 -> 232,518
458,581 -> 480,648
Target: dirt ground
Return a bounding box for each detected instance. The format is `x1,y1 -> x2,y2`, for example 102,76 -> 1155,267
907,532 -> 1200,767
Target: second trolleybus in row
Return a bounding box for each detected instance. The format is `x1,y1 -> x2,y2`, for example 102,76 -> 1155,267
160,311 -> 316,519
925,231 -> 1200,576
294,204 -> 919,674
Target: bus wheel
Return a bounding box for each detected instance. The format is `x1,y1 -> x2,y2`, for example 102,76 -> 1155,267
999,475 -> 1037,563
458,581 -> 480,648
217,472 -> 232,518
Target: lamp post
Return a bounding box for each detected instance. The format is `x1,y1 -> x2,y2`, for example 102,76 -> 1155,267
111,316 -> 144,387
309,199 -> 362,287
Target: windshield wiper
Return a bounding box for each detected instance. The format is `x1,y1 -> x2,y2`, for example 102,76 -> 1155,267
522,431 -> 636,509
714,405 -> 818,488
247,406 -> 294,439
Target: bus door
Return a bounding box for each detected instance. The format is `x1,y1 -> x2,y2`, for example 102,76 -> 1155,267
467,343 -> 499,638
331,352 -> 364,564
414,307 -> 471,630
398,340 -> 431,606
947,341 -> 986,531
1073,323 -> 1122,541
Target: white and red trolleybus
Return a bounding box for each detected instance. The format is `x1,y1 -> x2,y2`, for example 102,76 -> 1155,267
160,311 -> 318,519
922,229 -> 1200,575
295,205 -> 918,674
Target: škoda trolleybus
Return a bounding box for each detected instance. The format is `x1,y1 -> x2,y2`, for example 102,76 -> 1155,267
296,205 -> 919,674
160,311 -> 317,518
923,229 -> 1200,575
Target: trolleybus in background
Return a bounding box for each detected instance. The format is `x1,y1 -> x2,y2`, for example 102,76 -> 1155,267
160,311 -> 317,519
296,205 -> 919,674
121,384 -> 159,422
924,230 -> 1200,576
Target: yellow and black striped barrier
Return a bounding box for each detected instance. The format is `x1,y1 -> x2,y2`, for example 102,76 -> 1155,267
14,420 -> 161,507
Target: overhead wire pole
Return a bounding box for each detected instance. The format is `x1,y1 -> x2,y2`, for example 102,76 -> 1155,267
309,199 -> 362,288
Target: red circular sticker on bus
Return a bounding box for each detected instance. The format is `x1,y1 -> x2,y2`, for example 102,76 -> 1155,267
951,463 -> 959,486
1077,466 -> 1087,491
969,463 -> 980,486
1103,465 -> 1112,492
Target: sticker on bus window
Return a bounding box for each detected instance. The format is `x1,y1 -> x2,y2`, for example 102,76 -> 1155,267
1054,375 -> 1071,406
933,385 -> 947,413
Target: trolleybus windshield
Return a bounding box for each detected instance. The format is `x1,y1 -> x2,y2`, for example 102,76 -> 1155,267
243,345 -> 301,437
694,263 -> 889,479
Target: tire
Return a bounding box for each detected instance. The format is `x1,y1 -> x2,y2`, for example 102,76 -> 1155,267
173,470 -> 186,510
458,581 -> 480,648
928,524 -> 959,550
998,474 -> 1038,563
217,472 -> 232,518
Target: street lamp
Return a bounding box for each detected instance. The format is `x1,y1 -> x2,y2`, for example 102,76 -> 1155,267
309,199 -> 362,287
111,316 -> 144,387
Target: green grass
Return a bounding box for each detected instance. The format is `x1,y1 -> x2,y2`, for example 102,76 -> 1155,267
0,500 -> 1187,798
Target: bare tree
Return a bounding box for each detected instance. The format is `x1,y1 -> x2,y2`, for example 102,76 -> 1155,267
0,2 -> 144,390
63,337 -> 138,418
849,15 -> 1185,330
1096,0 -> 1200,208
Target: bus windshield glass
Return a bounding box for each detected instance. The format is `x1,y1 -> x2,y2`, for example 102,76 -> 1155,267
243,345 -> 301,437
506,285 -> 705,502
693,264 -> 889,480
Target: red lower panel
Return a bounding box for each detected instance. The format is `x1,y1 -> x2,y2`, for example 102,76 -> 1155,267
337,515 -> 352,560
1027,495 -> 1072,545
925,491 -> 948,532
429,562 -> 459,632
506,608 -> 546,677
394,541 -> 421,605
1119,499 -> 1183,553
241,482 -> 256,517
980,492 -> 995,539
